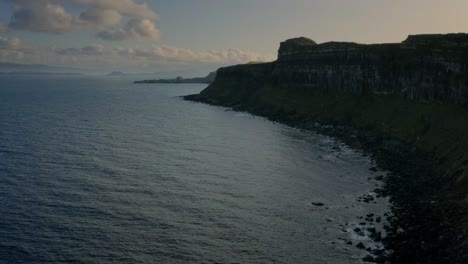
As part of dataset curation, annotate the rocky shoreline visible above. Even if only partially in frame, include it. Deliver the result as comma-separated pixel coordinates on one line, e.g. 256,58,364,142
183,94,467,263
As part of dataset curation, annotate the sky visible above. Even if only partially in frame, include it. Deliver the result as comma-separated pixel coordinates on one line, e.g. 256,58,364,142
0,0,467,75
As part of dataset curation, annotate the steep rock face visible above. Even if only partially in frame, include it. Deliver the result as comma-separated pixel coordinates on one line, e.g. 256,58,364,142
189,34,468,263
205,34,468,106
277,37,318,58
274,35,468,105
194,32,468,220
200,63,274,103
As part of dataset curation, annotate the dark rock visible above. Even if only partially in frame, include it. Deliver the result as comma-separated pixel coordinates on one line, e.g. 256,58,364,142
311,202,325,206
356,242,366,249
372,248,384,256
184,34,468,264
363,255,375,262
372,232,382,242
374,256,388,264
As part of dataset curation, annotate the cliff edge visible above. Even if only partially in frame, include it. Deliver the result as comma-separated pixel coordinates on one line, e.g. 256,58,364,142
185,33,468,263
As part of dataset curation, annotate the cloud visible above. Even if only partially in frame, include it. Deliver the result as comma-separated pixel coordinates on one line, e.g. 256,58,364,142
0,23,7,33
7,0,160,40
116,45,275,64
0,36,39,53
0,35,41,62
53,44,105,55
69,0,157,20
98,19,160,41
0,38,273,71
79,8,122,27
9,1,84,33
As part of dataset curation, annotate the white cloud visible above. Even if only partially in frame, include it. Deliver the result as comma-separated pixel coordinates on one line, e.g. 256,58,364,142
0,38,274,71
7,0,160,41
52,43,273,65
117,45,275,64
69,0,158,20
0,35,42,62
98,19,160,41
53,44,105,55
9,1,84,33
79,8,122,27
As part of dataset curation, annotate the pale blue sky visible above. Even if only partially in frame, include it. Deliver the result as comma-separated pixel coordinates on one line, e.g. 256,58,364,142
1,0,467,73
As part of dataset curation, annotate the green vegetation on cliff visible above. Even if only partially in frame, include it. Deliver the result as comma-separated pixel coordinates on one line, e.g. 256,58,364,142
200,76,468,205
185,33,468,263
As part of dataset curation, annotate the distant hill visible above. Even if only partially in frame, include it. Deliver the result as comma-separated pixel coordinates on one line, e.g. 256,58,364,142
107,71,126,76
134,71,216,84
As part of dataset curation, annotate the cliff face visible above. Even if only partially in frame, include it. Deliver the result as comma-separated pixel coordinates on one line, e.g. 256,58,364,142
190,35,468,262
206,34,468,106
188,34,468,263
198,33,468,186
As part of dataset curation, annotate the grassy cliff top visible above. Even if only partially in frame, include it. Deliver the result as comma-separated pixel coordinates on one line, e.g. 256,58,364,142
403,33,468,46
281,37,317,46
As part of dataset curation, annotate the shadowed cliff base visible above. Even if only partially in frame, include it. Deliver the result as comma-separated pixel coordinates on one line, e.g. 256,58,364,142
184,33,468,263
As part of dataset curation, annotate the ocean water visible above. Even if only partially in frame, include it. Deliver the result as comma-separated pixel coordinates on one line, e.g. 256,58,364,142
0,75,388,264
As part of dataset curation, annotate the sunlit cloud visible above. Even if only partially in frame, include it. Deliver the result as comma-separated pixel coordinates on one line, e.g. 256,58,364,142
0,35,42,62
116,45,275,64
44,43,275,69
98,18,160,41
70,0,158,20
53,44,105,56
7,0,160,41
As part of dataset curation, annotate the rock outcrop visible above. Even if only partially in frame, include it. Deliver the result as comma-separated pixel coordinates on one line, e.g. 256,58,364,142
185,33,468,264
274,34,468,105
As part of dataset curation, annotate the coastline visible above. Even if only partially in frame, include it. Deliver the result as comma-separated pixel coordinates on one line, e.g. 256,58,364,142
183,93,467,263
134,72,216,84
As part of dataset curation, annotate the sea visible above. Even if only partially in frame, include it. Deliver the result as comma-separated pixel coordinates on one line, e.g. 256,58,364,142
0,75,389,264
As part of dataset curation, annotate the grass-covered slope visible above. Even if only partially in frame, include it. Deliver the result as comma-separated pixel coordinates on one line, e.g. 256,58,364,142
187,67,468,262
200,67,468,204
185,34,468,262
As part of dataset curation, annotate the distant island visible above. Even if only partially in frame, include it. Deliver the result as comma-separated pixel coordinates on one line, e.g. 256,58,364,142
134,71,216,84
107,71,126,76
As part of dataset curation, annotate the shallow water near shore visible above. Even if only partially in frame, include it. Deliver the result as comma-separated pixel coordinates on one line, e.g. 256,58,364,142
0,75,389,264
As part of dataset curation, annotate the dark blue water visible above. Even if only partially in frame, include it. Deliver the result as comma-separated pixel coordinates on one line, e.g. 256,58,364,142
0,75,388,263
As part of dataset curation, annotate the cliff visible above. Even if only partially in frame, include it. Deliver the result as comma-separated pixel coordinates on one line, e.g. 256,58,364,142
185,34,468,263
